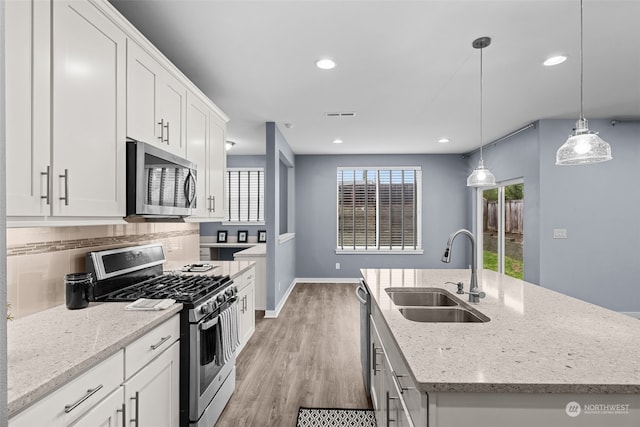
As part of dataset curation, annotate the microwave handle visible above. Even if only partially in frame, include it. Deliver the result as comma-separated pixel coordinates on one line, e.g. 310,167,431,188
185,170,197,207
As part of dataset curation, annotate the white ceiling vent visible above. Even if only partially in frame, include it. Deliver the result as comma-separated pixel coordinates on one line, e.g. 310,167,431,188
325,112,356,118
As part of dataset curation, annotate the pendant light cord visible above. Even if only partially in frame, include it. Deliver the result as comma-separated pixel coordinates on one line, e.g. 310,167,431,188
479,44,484,162
579,0,584,121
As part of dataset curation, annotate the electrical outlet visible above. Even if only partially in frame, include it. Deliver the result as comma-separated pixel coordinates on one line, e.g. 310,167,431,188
553,228,568,239
335,262,341,270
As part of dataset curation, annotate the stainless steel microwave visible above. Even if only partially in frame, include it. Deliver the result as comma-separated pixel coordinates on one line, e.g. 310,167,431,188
126,140,197,219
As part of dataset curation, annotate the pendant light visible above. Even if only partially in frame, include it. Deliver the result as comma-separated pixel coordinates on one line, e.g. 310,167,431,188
467,36,496,187
556,0,612,165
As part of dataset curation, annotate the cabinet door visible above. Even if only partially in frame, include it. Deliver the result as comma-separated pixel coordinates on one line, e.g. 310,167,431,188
161,73,187,156
52,0,126,217
244,281,255,341
5,0,51,216
70,387,125,427
207,113,227,220
126,40,163,145
370,317,385,426
185,92,210,218
124,341,180,427
236,286,248,352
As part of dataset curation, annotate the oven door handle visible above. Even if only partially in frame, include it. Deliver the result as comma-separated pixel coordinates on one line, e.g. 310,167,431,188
200,316,219,331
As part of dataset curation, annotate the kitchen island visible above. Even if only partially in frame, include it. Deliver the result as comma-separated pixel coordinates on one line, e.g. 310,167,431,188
361,268,640,427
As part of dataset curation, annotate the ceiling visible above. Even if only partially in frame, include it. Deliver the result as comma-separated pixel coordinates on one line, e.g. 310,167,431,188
109,0,640,156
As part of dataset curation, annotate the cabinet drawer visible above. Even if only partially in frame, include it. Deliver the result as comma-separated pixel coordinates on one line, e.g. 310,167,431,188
125,315,180,379
235,267,255,292
9,350,124,427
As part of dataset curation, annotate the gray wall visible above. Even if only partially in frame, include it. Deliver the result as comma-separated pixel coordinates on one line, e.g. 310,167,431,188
294,154,470,279
466,123,541,284
538,119,640,311
1,0,8,422
266,123,296,311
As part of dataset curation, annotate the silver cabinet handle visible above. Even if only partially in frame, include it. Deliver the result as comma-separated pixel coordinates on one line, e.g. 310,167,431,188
158,118,164,141
244,295,247,312
210,195,215,212
386,391,398,426
164,121,169,143
372,345,383,374
41,166,50,204
393,373,415,394
150,335,171,350
59,169,69,205
116,403,126,427
64,384,103,413
130,391,139,427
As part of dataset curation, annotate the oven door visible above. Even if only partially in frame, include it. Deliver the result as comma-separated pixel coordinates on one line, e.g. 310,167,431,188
189,305,237,421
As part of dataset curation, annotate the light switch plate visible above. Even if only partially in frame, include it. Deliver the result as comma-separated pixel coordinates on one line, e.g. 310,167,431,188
553,228,568,239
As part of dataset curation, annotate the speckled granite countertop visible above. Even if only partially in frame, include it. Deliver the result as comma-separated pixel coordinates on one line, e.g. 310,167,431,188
7,302,182,416
8,260,255,417
361,268,640,394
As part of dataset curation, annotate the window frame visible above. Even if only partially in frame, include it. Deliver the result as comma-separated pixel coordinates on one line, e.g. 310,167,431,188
335,166,423,254
224,167,265,225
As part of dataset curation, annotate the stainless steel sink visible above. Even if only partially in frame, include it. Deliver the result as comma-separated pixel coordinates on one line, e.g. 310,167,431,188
386,288,459,307
398,307,490,323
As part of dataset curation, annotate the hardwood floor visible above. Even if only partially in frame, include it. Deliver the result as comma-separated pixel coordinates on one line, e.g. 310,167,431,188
216,283,371,426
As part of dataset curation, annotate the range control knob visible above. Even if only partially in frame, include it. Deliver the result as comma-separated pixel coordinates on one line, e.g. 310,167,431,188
210,300,219,310
217,295,225,304
200,302,213,315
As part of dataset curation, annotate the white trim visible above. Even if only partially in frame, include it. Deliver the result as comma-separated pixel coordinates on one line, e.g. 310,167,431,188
335,249,423,255
620,312,640,319
220,221,266,226
278,232,295,244
295,278,361,284
264,278,297,318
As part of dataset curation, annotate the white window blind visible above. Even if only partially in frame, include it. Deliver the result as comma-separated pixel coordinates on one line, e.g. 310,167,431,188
227,168,264,222
337,167,420,251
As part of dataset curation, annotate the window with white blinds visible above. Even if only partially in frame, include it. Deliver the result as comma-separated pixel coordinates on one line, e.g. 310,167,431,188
337,167,421,251
227,168,264,223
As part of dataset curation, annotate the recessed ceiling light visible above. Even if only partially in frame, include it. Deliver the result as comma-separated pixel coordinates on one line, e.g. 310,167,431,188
316,58,336,70
438,138,450,144
543,55,567,66
333,139,343,144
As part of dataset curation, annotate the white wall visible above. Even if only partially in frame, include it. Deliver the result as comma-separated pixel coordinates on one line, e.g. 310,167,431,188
1,0,8,422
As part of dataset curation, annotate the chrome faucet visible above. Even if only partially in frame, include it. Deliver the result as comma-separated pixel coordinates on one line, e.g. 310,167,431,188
441,229,485,303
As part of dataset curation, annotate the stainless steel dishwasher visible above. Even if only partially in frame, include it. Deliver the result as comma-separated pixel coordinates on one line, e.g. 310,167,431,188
355,280,371,396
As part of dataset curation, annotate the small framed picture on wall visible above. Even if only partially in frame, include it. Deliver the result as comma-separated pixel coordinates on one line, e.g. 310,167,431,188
217,230,227,243
258,230,267,243
237,230,248,243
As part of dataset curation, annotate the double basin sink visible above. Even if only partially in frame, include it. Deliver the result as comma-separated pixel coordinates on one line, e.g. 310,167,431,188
386,288,490,323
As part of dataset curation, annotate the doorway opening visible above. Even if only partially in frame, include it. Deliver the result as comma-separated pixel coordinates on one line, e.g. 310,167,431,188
479,179,524,279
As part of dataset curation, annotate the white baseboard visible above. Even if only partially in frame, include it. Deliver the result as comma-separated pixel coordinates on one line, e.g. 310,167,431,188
295,277,360,284
264,278,297,318
620,311,640,319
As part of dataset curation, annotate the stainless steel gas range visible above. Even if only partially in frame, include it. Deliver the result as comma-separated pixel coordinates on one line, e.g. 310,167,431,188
87,243,239,427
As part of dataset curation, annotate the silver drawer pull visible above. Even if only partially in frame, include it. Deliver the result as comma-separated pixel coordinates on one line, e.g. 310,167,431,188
41,166,50,204
393,373,415,394
150,335,171,350
64,384,103,413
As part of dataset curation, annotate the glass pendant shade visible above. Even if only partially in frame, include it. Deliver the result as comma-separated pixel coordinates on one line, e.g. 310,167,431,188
467,158,496,187
556,118,612,165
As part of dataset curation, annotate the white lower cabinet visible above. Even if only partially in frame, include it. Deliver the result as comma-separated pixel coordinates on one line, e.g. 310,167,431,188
235,267,256,354
370,316,416,427
69,387,125,427
123,341,180,427
9,315,180,427
9,351,124,427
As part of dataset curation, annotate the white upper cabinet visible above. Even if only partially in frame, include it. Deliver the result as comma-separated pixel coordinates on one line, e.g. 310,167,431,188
52,0,126,217
127,41,187,157
5,0,51,216
186,92,227,220
207,112,227,220
186,92,210,218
